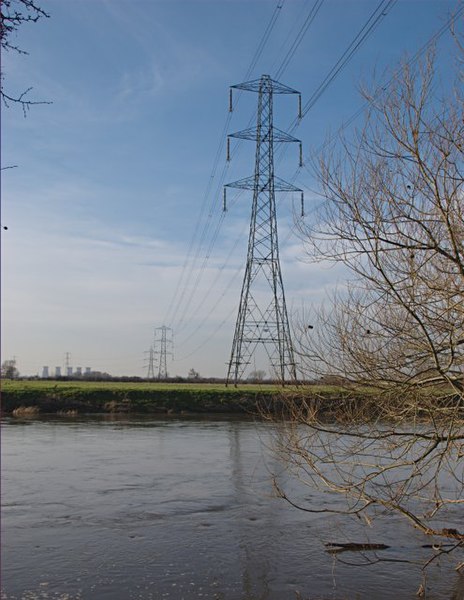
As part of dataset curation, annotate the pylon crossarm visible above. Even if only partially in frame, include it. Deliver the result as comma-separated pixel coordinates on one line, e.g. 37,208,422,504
231,76,299,95
226,176,301,193
229,126,300,143
272,127,301,143
225,176,256,190
229,127,260,141
273,176,302,192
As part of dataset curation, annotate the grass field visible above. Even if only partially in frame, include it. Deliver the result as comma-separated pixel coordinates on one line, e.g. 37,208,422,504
0,379,283,393
0,379,314,415
0,379,346,415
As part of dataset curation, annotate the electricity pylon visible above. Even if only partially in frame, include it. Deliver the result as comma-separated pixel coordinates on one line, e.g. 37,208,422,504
144,346,156,380
224,74,303,386
154,326,173,380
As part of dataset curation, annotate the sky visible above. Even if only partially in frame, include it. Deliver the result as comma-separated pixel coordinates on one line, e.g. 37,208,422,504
1,0,460,378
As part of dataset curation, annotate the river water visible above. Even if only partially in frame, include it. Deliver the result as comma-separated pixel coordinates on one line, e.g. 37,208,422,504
2,415,463,600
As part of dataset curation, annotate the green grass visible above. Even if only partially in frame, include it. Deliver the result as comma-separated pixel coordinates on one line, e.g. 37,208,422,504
2,379,281,391
0,379,345,415
0,379,283,393
0,379,284,414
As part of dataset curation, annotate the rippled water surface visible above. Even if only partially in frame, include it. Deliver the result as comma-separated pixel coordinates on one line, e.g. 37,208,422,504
2,415,463,599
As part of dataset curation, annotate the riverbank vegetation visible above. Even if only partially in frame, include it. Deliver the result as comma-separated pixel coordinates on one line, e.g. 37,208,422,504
1,379,350,415
0,379,278,414
2,378,460,416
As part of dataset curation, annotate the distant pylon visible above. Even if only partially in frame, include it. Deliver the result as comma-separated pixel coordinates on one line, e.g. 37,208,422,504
153,326,173,380
64,352,71,376
224,74,303,386
145,346,156,380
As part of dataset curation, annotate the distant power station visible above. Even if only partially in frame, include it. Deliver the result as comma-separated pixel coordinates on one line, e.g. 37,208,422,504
41,363,92,378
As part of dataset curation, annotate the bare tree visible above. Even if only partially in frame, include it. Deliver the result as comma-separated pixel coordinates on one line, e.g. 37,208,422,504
248,369,266,382
188,368,200,380
273,41,464,574
1,359,19,379
1,0,50,115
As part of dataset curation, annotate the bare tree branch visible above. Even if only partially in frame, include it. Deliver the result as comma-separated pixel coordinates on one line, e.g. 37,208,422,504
270,31,464,577
0,0,51,114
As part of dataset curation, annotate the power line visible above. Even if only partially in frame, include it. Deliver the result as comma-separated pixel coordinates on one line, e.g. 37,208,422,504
270,0,398,198
176,304,238,362
278,4,464,282
176,248,244,347
310,2,464,158
173,0,388,344
204,0,398,347
168,0,325,336
302,0,397,119
245,1,286,81
274,0,325,80
164,0,286,330
170,0,454,366
176,196,326,362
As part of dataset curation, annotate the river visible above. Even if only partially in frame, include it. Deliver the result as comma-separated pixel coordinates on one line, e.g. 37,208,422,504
2,415,463,599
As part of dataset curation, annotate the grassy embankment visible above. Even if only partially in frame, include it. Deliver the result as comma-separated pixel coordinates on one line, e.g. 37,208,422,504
0,379,341,415
4,380,458,418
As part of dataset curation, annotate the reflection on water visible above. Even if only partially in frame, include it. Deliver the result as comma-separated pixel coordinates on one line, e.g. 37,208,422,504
1,415,463,600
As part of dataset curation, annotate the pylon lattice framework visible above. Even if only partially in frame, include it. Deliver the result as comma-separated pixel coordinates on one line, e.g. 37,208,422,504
225,74,303,386
145,346,156,380
153,326,173,380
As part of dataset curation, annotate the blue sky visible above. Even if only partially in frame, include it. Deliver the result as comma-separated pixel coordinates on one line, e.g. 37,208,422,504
1,0,460,377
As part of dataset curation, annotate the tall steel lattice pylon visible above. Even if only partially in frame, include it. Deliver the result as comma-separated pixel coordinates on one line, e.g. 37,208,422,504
154,326,173,380
224,75,304,386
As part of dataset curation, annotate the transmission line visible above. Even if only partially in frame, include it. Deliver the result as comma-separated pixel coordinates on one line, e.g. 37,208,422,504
176,233,246,346
309,3,464,158
168,0,408,361
168,0,325,336
278,3,463,284
274,0,325,80
164,0,286,330
176,194,326,363
301,0,397,120
270,0,398,191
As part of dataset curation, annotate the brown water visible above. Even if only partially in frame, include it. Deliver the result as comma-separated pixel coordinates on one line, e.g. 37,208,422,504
1,415,463,599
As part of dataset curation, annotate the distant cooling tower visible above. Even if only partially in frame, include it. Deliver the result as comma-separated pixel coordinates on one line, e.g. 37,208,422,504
55,366,61,377
76,367,82,376
66,367,73,377
85,367,91,375
42,366,49,378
